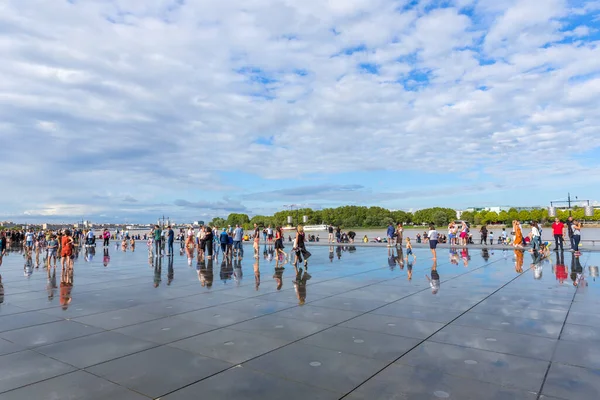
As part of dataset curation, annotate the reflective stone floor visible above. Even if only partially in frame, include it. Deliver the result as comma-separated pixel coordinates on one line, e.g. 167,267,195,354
0,244,599,399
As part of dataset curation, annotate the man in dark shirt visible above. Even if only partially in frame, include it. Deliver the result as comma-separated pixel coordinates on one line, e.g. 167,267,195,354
566,216,575,249
328,225,334,243
166,226,174,256
153,225,162,256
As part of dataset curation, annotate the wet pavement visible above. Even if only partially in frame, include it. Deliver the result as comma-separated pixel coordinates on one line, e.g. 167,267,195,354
0,244,599,399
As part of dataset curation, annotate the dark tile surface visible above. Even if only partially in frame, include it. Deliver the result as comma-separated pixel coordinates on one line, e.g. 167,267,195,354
0,350,75,393
113,316,216,344
0,320,104,348
299,325,420,361
73,308,161,330
0,245,599,399
0,370,149,400
274,304,361,325
396,341,549,392
340,313,445,339
542,362,600,400
87,345,232,398
228,314,331,341
430,324,558,360
35,331,157,368
0,337,25,356
371,303,464,323
161,365,340,399
348,363,539,400
0,311,61,333
169,327,290,364
245,342,387,393
453,311,563,338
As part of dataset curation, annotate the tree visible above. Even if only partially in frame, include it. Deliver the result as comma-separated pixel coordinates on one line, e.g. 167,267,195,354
209,217,226,227
460,211,475,225
226,213,250,227
432,211,448,227
498,210,509,224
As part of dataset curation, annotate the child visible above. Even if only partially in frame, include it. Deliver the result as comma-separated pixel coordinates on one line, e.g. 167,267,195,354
489,231,494,245
405,237,416,261
47,234,59,268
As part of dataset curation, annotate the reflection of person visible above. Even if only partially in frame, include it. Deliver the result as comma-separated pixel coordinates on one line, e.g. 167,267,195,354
59,267,73,310
153,257,162,288
407,260,413,281
273,265,284,290
555,251,566,284
293,263,311,305
514,249,524,273
0,274,4,304
167,255,174,285
426,261,439,294
103,248,110,267
254,260,260,290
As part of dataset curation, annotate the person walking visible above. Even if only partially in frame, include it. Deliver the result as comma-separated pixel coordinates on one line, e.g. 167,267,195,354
551,218,565,252
166,226,174,256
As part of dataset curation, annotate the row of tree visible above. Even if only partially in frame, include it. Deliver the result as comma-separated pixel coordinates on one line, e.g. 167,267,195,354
208,206,600,230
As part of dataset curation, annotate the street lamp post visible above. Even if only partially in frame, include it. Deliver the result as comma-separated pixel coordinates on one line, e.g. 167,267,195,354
548,193,594,219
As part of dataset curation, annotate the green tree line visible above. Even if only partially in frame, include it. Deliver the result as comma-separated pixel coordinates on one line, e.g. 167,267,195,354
208,206,600,230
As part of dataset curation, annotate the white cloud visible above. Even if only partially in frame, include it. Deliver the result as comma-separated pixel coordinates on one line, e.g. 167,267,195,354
0,0,599,222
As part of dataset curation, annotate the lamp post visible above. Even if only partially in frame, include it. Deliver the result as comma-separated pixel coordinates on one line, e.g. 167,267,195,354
548,193,594,220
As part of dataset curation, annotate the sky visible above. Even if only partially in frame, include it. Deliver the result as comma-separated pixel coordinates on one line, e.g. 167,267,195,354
1,0,600,224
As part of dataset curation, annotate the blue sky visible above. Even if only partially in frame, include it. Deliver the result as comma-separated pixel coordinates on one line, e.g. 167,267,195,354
1,0,600,223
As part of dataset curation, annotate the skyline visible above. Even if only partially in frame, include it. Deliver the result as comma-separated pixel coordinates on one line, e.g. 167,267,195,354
2,0,600,224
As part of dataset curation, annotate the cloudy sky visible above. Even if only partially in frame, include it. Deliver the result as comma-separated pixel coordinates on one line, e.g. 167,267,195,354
1,0,599,224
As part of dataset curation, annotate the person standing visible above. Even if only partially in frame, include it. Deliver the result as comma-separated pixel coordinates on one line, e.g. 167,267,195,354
572,220,582,254
512,220,524,247
396,223,404,247
386,223,395,247
60,230,74,270
328,225,334,243
166,226,174,256
551,218,565,252
253,223,260,259
0,231,6,267
428,225,439,260
233,224,243,257
530,222,541,251
566,216,575,249
102,229,110,247
152,225,162,256
479,225,488,245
